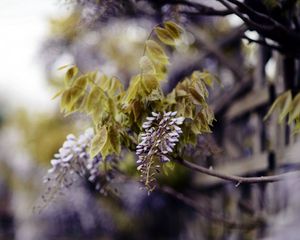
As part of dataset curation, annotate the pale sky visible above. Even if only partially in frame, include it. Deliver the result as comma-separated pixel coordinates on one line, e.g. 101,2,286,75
0,0,67,112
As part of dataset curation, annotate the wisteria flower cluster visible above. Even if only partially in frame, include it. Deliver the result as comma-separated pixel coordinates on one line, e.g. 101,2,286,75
41,128,103,207
136,111,184,191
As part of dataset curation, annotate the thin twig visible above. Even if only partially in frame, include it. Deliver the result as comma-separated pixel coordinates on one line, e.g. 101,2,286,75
164,0,233,16
176,157,300,184
115,173,264,229
224,0,290,33
160,186,264,229
216,0,274,32
242,35,283,52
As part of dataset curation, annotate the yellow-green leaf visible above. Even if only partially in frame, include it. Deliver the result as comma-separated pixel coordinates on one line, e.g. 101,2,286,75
124,75,140,103
278,91,292,123
155,27,176,46
202,107,215,125
288,92,300,124
64,66,78,86
86,87,99,112
141,74,159,94
146,40,169,65
264,90,291,122
189,88,205,105
60,89,72,112
162,161,175,176
164,21,183,39
139,56,156,75
108,125,121,154
73,75,88,90
58,64,72,70
132,100,143,122
90,127,108,158
51,89,64,100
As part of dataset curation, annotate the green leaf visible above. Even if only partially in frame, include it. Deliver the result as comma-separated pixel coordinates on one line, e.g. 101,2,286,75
288,92,300,124
51,89,64,100
141,74,159,94
292,116,300,134
162,161,175,176
155,26,176,46
164,21,183,39
108,125,121,154
139,56,156,75
64,66,78,86
146,40,169,65
124,75,140,103
189,88,205,105
264,91,291,122
193,77,209,99
165,90,177,104
132,100,143,122
202,107,215,125
58,64,72,70
60,89,72,112
66,95,86,114
61,86,85,113
152,61,167,81
73,75,88,90
86,87,100,112
90,126,108,158
279,91,292,123
191,111,212,134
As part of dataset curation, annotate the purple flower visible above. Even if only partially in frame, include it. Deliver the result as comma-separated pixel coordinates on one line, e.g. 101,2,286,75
136,111,184,191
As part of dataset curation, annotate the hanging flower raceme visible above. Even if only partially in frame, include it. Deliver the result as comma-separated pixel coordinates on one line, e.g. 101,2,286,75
40,128,103,210
136,111,184,192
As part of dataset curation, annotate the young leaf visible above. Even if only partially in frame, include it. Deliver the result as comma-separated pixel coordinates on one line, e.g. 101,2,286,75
146,40,169,65
278,91,292,123
90,126,108,158
139,56,156,75
164,21,183,39
141,74,159,94
124,75,140,103
64,66,78,86
292,117,300,134
60,89,72,112
264,90,291,122
288,92,300,124
58,64,71,70
73,75,88,90
51,89,64,100
108,125,121,154
86,86,102,113
155,26,176,46
162,161,175,176
131,100,143,122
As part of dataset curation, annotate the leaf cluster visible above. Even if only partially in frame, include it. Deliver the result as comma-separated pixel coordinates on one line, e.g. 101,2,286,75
54,21,217,190
264,90,300,134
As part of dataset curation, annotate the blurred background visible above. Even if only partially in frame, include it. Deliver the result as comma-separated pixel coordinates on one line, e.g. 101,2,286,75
1,0,300,239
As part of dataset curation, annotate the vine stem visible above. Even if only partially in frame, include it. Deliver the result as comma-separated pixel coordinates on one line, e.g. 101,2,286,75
176,157,300,184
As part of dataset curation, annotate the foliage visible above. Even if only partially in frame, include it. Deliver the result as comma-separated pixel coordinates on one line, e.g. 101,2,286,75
264,91,300,134
49,21,217,193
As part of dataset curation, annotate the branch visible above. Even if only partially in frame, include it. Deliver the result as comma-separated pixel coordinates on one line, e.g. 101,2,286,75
160,186,264,229
224,0,291,34
176,157,300,185
215,0,300,57
116,172,263,229
164,0,233,16
216,0,274,32
242,35,283,52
